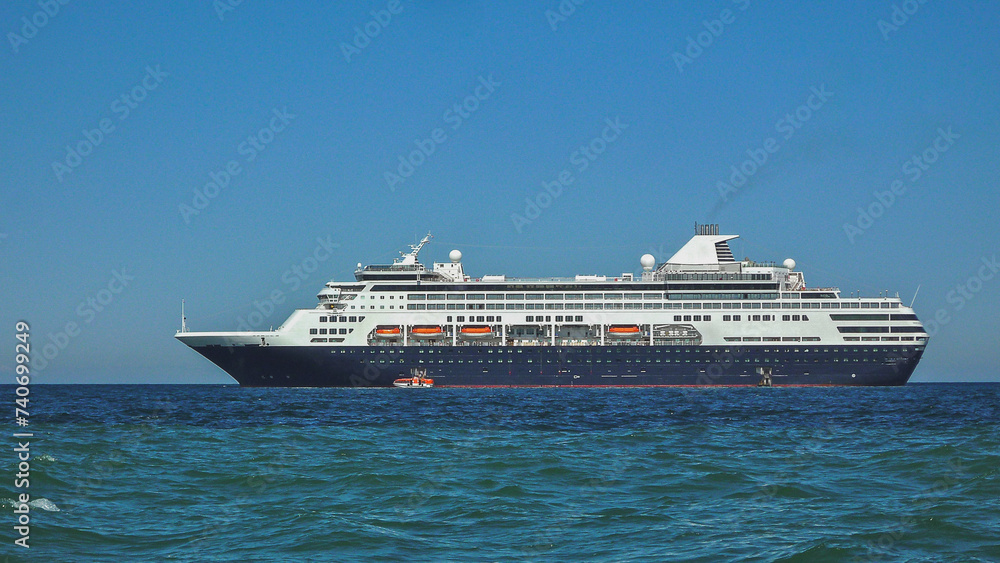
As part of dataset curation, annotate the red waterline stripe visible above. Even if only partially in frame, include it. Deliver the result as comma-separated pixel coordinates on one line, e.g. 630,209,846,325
433,384,840,388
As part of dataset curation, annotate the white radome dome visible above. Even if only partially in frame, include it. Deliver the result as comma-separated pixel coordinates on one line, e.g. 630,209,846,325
449,249,462,263
783,258,796,270
640,254,656,271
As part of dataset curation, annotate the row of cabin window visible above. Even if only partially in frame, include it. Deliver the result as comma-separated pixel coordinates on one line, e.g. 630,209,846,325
526,315,584,323
400,297,901,309
404,293,789,301
672,315,713,322
444,316,501,323
844,336,925,341
339,346,914,354
724,336,821,342
310,328,354,335
407,303,748,311
367,356,895,365
440,315,586,323
319,316,365,322
372,357,890,364
385,357,896,364
663,273,773,280
721,314,810,321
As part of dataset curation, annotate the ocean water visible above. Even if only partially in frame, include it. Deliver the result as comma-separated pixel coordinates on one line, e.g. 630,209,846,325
3,383,1000,562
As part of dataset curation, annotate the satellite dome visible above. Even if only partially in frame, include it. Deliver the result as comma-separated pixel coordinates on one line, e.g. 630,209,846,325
783,258,796,271
449,249,462,263
640,254,656,271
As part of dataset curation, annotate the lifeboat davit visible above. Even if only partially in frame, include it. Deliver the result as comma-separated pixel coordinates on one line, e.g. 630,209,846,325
607,325,642,338
459,325,493,339
410,325,445,339
374,326,402,339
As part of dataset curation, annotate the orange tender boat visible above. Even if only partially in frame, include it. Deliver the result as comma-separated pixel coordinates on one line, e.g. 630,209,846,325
394,368,434,388
393,376,435,388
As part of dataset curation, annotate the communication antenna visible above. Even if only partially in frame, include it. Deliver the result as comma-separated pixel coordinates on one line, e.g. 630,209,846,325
909,285,921,308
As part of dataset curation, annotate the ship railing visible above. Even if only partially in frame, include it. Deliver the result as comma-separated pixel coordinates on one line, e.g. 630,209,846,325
361,264,426,272
796,287,839,292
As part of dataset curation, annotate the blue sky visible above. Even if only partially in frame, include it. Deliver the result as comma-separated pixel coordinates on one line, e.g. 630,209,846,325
1,1,998,383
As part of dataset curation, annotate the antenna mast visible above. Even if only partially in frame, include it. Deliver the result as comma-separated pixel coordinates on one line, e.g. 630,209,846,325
394,232,433,265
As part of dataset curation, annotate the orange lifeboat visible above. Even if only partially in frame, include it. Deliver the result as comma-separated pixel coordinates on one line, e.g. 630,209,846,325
459,325,493,339
607,325,642,338
410,325,445,339
374,326,401,339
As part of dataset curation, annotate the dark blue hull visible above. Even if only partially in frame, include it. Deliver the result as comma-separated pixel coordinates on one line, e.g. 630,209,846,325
191,344,922,387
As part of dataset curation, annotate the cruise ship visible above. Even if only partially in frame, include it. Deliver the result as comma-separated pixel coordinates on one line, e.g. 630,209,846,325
176,226,927,387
